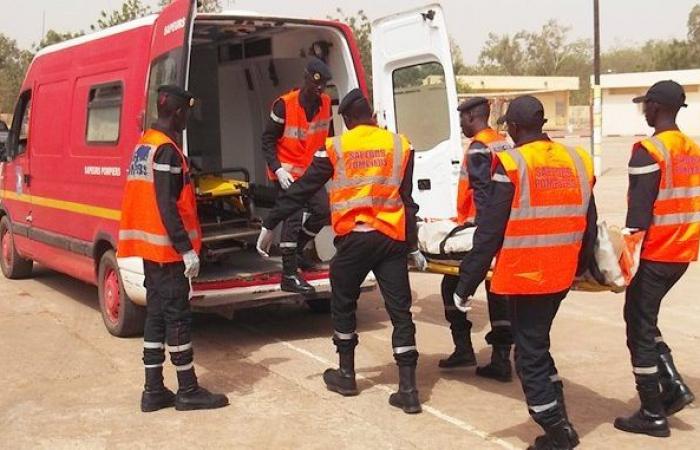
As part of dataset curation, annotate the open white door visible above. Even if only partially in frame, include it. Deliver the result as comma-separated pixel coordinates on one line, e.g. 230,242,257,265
372,4,460,219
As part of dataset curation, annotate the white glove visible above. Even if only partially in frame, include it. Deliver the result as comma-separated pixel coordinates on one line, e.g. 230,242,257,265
256,227,274,257
182,250,200,279
408,250,427,271
275,168,294,190
454,292,473,313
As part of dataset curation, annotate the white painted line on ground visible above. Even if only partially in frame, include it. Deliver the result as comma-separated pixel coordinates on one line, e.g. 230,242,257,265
243,324,518,450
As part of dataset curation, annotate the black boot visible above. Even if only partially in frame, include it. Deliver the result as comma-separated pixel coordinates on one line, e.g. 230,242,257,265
614,380,670,438
281,248,315,294
528,419,578,450
389,365,422,414
438,334,476,368
553,381,579,447
141,367,176,412
174,367,229,411
323,348,358,396
659,352,695,415
476,345,513,382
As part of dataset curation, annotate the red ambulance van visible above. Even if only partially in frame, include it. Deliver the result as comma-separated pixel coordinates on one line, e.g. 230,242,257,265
0,0,461,336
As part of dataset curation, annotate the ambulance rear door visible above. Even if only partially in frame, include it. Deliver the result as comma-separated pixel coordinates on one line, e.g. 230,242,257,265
371,4,460,219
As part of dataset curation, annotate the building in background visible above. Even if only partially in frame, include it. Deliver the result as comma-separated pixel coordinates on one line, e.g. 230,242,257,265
596,69,700,136
424,75,580,131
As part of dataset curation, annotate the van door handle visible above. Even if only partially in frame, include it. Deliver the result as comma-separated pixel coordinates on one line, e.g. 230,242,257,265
23,174,31,186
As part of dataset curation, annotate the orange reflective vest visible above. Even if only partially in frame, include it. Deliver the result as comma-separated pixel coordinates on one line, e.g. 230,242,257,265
637,131,700,262
268,89,332,180
325,125,412,241
456,128,511,224
117,129,201,263
490,140,594,295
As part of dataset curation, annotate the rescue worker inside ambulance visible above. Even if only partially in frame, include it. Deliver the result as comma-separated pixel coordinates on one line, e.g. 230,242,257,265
257,89,428,414
455,95,598,450
438,96,514,382
118,85,228,412
614,80,698,438
261,58,333,294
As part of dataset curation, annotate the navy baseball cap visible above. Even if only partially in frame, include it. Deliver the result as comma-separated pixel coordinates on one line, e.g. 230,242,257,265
338,88,369,115
497,95,548,127
306,58,332,83
158,85,197,108
457,96,489,112
633,80,687,108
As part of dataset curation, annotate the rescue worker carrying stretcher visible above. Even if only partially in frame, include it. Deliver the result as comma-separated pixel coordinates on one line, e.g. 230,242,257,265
261,58,333,294
614,80,698,438
438,96,514,382
118,85,228,413
257,89,428,414
455,96,598,450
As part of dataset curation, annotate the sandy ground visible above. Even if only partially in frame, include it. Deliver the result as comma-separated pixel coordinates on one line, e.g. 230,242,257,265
1,137,698,449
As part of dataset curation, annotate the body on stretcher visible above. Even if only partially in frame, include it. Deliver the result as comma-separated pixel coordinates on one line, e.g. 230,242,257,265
416,220,643,293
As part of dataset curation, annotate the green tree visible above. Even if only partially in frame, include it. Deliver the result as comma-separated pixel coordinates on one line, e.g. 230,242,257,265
91,0,151,31
477,32,528,75
0,34,33,112
328,9,372,97
159,0,224,13
34,29,85,51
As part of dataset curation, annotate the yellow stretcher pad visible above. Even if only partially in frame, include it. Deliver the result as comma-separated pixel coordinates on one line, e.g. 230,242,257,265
196,176,248,198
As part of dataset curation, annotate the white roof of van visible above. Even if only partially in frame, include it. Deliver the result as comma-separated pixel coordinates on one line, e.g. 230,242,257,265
35,15,157,58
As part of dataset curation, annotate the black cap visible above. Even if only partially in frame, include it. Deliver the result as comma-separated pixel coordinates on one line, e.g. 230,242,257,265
306,57,332,83
633,80,687,108
457,96,489,112
157,85,197,108
497,95,547,127
338,88,369,115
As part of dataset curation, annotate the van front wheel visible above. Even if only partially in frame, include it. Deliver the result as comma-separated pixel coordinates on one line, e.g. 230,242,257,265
98,250,145,337
0,216,33,279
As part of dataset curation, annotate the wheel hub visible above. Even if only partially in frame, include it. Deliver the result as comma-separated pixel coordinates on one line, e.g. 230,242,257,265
104,269,120,324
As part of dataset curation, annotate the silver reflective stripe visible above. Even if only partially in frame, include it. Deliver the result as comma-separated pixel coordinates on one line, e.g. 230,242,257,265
648,136,673,188
153,163,182,174
502,231,584,249
315,150,328,158
270,111,284,124
654,336,664,343
488,141,513,153
652,211,700,226
492,173,511,183
628,163,660,175
175,362,194,372
167,342,192,353
657,186,700,200
308,118,331,133
491,320,511,327
393,345,417,355
119,229,199,246
143,341,165,350
529,400,558,413
334,331,356,340
279,242,297,248
510,205,587,219
467,147,491,155
283,126,306,140
301,224,317,237
633,366,658,375
353,223,375,232
549,374,562,383
144,363,163,369
331,197,403,213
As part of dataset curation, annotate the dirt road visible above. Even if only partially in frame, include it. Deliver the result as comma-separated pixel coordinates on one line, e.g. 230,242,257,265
1,138,698,449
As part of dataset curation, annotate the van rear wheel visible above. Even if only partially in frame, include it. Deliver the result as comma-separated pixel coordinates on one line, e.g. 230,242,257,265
98,250,145,337
0,216,33,279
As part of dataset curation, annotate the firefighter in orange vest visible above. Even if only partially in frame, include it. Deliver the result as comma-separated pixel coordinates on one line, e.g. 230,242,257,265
438,97,514,382
261,58,333,294
118,85,228,413
614,81,698,438
257,89,427,414
455,96,598,449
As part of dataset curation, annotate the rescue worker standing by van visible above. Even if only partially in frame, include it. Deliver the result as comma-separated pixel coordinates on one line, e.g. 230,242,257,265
257,89,427,414
455,96,598,449
614,80,698,438
438,97,514,383
118,85,228,412
262,58,333,294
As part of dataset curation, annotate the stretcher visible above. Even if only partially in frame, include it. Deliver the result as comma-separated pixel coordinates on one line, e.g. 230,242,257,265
417,219,643,293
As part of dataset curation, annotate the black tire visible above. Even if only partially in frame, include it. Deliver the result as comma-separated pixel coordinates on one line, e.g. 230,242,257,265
306,297,331,314
98,249,145,337
0,215,33,279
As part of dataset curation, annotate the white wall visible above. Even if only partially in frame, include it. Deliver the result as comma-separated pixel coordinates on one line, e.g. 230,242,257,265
602,86,700,136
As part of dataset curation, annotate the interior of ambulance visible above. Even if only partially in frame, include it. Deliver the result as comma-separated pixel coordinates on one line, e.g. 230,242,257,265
150,16,361,285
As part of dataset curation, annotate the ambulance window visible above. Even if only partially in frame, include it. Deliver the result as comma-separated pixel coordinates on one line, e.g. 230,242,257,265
146,50,181,129
10,90,32,157
392,62,450,152
86,82,123,144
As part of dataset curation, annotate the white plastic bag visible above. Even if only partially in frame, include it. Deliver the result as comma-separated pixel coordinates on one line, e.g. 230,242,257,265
417,220,475,265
